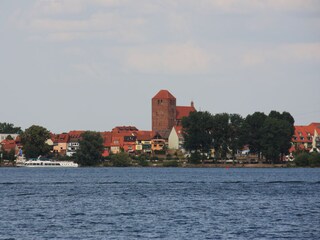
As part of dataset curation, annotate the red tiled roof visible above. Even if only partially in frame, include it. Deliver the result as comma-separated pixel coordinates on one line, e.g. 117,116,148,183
152,90,176,100
0,139,16,152
176,106,196,120
68,130,85,137
112,126,138,133
52,133,69,143
136,131,156,141
292,123,320,143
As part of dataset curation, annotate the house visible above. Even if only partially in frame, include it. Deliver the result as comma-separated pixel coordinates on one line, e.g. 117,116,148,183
291,123,320,152
168,126,184,151
52,133,69,155
135,131,155,153
0,139,17,153
110,126,138,154
66,130,84,156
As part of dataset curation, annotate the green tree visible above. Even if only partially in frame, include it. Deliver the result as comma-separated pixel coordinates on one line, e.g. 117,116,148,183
5,135,14,140
309,152,320,167
242,112,267,160
295,152,320,167
75,131,104,166
211,113,230,159
20,125,51,158
0,122,22,134
228,114,244,159
182,111,214,161
111,152,132,167
267,111,295,160
260,111,294,163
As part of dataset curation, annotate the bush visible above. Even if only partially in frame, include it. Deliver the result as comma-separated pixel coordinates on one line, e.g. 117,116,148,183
294,152,320,167
163,160,179,167
188,152,201,164
294,152,310,167
137,158,149,167
111,152,132,167
309,152,320,167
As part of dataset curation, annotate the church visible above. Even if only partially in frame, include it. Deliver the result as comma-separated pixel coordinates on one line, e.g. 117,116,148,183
151,89,196,139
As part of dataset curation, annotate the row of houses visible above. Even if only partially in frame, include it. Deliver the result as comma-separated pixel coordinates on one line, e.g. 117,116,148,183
1,122,319,159
49,125,184,157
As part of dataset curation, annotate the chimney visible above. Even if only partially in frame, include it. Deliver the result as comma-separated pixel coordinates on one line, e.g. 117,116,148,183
191,101,194,108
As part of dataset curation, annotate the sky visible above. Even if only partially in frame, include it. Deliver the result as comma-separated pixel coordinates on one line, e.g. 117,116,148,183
1,0,319,133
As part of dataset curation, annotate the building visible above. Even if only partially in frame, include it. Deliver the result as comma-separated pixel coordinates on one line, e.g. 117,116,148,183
66,131,84,156
291,122,320,152
151,90,196,134
110,126,138,154
168,126,184,150
52,133,69,155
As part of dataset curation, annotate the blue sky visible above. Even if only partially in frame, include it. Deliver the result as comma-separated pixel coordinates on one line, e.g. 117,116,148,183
1,0,319,133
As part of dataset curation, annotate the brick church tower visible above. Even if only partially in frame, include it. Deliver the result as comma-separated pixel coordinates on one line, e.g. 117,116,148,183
152,90,176,132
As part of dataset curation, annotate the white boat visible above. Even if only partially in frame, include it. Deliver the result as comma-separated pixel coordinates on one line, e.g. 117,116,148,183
21,159,78,167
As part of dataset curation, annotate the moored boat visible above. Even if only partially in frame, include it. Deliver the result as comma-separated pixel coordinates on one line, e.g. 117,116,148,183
21,159,78,167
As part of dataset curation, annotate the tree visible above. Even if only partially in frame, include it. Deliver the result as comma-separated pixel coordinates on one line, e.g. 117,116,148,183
5,135,14,140
20,125,51,158
211,113,230,159
111,152,132,167
0,122,22,134
260,111,294,163
294,152,320,167
228,114,244,159
268,111,295,160
182,111,214,160
242,112,267,160
75,131,104,166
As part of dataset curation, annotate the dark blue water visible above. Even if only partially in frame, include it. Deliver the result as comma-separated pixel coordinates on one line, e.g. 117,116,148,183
1,168,320,240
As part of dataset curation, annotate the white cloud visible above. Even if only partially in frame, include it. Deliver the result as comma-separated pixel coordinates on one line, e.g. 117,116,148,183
125,43,213,74
31,0,129,16
241,43,320,67
202,0,319,13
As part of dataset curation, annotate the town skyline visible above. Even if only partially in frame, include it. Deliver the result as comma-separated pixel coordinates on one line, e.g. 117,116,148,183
1,1,319,133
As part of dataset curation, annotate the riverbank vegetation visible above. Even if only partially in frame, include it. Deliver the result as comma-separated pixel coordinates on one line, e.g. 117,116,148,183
182,110,294,164
294,152,320,167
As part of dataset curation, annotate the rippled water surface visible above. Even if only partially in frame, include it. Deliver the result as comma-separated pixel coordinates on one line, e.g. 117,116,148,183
1,167,320,239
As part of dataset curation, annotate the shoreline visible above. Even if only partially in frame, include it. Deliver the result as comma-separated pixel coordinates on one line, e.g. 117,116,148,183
0,163,298,168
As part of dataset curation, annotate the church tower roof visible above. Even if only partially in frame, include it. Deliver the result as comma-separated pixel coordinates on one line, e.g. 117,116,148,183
152,90,176,100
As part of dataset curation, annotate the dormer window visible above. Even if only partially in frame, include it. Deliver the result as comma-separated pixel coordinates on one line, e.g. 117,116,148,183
300,137,304,140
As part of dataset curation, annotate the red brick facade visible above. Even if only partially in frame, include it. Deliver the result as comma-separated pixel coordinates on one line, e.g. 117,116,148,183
152,90,196,132
152,90,176,132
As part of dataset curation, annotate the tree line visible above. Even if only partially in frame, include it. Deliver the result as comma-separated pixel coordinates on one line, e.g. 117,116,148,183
182,110,295,163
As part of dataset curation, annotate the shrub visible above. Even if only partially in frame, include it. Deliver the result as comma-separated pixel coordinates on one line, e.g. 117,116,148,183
309,152,320,167
111,152,132,167
137,158,149,167
188,152,201,164
294,152,320,167
163,160,179,167
294,152,310,167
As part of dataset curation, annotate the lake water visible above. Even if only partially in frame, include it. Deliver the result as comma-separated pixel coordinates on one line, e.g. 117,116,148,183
0,167,320,239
